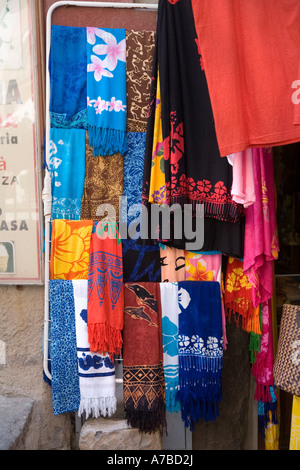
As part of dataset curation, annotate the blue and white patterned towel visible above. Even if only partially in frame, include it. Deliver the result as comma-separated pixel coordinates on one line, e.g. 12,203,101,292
49,280,80,415
49,128,86,220
73,279,117,418
177,281,223,430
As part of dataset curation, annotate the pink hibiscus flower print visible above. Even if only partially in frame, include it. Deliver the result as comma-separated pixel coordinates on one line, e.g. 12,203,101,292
94,97,108,114
87,27,102,45
87,55,113,82
108,97,126,112
93,30,126,71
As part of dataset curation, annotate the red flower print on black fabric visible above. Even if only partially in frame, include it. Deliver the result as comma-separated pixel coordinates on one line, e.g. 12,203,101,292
168,0,181,4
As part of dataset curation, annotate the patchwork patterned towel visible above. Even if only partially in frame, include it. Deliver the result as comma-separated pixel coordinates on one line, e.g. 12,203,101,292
49,25,87,129
49,128,86,220
80,132,124,222
50,219,93,280
160,282,180,413
86,27,127,156
49,280,80,415
123,282,166,433
87,221,124,356
73,280,117,418
177,280,223,430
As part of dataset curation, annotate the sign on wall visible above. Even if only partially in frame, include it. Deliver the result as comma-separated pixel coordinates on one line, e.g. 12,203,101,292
0,0,43,284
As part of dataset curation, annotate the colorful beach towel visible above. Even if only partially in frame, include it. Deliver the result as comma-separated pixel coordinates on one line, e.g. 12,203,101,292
73,280,117,418
50,219,93,280
126,30,155,132
177,280,223,430
160,282,180,413
243,148,279,308
87,221,124,356
49,279,80,415
123,282,166,433
49,25,87,129
86,27,127,156
49,128,86,220
80,132,124,222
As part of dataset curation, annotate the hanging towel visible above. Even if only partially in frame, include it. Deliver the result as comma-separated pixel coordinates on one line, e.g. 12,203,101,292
49,128,86,220
50,219,93,280
49,25,87,129
122,237,161,282
224,257,257,332
148,71,167,206
185,251,227,349
146,0,244,224
177,280,223,431
73,279,117,418
227,149,256,208
87,221,124,356
251,299,277,404
160,282,180,413
86,27,127,156
123,282,166,433
126,30,155,133
243,148,279,308
49,279,80,415
120,132,146,228
80,132,124,222
159,244,185,282
191,0,300,156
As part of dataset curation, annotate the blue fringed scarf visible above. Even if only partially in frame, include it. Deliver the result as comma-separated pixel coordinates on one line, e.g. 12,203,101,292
86,27,127,156
49,128,86,220
49,280,80,415
49,26,87,129
177,281,223,430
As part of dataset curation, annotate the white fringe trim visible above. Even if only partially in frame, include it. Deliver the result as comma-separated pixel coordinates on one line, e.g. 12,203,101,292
78,396,117,419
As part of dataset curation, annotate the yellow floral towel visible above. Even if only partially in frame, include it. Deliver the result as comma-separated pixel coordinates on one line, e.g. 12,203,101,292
50,219,93,280
290,396,300,450
148,72,167,205
224,257,261,334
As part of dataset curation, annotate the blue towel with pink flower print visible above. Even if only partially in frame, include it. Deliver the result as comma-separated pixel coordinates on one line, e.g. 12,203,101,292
86,27,127,156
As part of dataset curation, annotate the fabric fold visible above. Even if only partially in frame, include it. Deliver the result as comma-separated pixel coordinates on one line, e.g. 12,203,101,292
73,279,117,418
87,221,124,357
177,280,223,431
123,282,166,433
86,27,127,156
243,148,279,308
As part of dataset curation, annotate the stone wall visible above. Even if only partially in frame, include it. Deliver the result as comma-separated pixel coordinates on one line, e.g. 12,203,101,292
0,285,74,450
